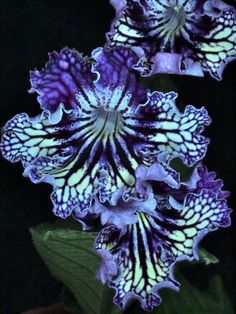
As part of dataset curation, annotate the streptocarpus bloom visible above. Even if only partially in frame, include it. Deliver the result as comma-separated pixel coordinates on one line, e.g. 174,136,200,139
95,165,231,310
107,0,236,79
0,47,210,219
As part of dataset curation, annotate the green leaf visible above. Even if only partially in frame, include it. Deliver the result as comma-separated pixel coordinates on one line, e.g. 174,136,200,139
61,287,83,313
178,247,219,269
141,74,179,93
62,286,122,314
170,158,194,182
198,247,219,265
30,223,121,314
157,273,233,314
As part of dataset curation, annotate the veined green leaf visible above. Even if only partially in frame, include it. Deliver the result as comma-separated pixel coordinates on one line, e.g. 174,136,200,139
30,223,121,314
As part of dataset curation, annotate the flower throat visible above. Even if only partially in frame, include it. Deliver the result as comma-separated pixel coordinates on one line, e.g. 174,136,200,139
92,106,124,139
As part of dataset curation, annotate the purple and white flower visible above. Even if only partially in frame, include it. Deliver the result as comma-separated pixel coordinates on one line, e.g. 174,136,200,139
107,0,236,79
95,164,231,310
0,47,210,219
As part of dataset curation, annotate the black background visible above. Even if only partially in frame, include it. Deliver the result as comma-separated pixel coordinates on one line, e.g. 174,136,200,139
0,1,235,313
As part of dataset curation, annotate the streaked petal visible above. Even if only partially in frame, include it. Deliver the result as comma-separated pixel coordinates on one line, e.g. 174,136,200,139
194,2,236,80
1,106,103,217
107,0,155,50
138,91,211,166
0,107,66,167
95,185,231,310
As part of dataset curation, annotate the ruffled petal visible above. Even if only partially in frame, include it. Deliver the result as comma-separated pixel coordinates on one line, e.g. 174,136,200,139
167,164,231,202
187,164,230,199
135,162,180,196
92,47,147,105
29,48,96,112
141,163,230,203
0,107,103,217
86,188,157,231
0,106,66,167
194,1,236,80
96,249,118,284
139,91,211,166
95,186,231,310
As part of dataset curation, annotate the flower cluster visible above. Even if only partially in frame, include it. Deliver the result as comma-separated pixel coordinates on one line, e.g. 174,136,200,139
0,0,234,311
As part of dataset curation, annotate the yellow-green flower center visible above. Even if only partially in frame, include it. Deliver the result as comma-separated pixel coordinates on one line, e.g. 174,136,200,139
92,107,123,138
164,5,186,36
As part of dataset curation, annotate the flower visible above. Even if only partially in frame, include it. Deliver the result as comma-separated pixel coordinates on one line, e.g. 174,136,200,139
107,0,236,79
95,164,231,310
0,47,210,219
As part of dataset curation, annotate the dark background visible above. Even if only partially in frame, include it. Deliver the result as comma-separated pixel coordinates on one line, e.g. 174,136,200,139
0,1,235,313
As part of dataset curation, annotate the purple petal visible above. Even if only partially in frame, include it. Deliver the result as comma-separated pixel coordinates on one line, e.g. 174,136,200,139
106,0,156,51
189,164,230,199
110,0,127,15
141,91,211,166
100,208,138,233
72,211,99,231
96,248,118,284
29,48,96,112
1,47,212,223
135,162,180,196
204,0,232,18
153,164,230,203
0,107,99,218
194,2,236,80
92,47,147,105
0,108,66,167
88,189,157,231
95,186,231,310
136,52,204,77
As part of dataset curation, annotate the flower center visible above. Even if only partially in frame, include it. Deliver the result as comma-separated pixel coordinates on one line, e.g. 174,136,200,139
161,4,186,46
164,5,185,33
92,107,123,138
